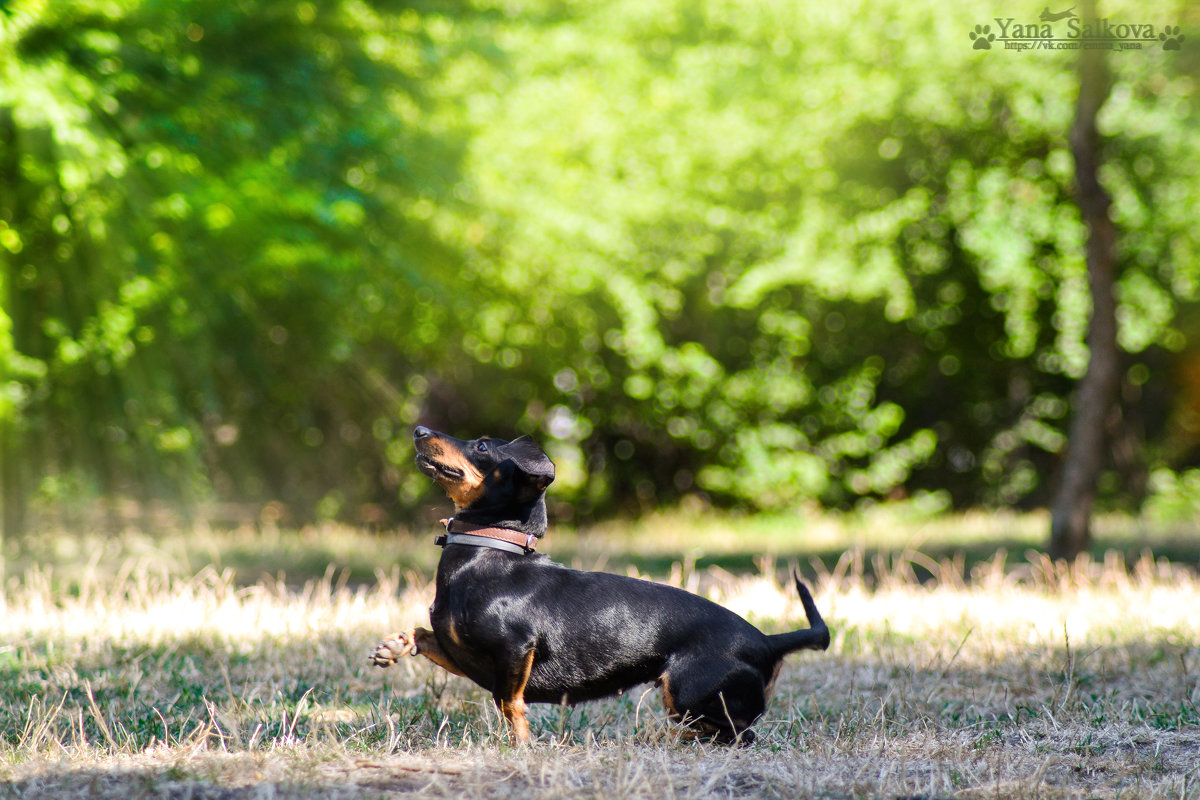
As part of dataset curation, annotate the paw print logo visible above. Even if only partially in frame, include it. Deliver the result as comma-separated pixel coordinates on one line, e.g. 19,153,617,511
1159,25,1185,51
970,24,996,50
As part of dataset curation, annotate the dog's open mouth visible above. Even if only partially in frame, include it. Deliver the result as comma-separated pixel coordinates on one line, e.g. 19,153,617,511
416,453,463,480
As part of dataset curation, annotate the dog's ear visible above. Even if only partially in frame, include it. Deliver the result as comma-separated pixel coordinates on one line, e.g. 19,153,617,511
500,435,555,493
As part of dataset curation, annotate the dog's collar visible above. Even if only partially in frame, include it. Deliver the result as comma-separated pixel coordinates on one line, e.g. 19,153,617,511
434,518,538,555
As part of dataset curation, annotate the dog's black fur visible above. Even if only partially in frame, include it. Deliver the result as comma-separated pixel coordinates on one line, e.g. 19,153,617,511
371,426,830,744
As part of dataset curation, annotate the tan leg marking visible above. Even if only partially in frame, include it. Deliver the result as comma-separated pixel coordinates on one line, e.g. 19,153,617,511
656,673,740,740
446,618,463,647
656,674,710,740
371,628,468,678
658,673,682,721
497,649,537,744
411,628,469,677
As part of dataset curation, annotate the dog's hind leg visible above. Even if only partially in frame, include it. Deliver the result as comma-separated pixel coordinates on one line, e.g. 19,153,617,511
667,662,766,745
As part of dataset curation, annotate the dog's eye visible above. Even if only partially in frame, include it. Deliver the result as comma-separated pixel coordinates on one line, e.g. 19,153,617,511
475,441,488,453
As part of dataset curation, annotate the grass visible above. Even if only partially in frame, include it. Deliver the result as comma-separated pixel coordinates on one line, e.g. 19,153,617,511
1,511,1198,799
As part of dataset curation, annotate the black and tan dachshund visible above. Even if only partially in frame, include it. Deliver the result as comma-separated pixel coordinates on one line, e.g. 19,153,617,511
371,426,830,744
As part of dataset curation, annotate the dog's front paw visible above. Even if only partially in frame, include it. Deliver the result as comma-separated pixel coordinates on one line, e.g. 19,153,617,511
370,631,418,668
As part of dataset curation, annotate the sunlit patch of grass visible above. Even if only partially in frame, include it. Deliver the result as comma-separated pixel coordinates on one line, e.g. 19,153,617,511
0,524,441,590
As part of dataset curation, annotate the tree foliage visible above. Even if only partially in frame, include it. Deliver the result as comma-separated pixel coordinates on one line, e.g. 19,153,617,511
1,0,1197,530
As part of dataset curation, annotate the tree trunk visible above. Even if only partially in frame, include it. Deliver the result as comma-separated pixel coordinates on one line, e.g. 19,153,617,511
0,105,25,543
1049,2,1121,562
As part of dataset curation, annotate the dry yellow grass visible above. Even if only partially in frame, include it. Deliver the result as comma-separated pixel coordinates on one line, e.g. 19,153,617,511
1,528,1198,799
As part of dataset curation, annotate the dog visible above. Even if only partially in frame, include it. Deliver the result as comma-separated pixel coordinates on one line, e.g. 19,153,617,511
370,426,830,744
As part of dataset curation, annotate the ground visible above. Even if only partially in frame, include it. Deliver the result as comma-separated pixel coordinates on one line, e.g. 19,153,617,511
1,514,1198,799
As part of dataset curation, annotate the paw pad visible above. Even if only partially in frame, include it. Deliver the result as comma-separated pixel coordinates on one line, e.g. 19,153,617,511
369,633,417,668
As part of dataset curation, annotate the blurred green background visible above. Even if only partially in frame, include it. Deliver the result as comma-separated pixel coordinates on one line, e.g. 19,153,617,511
1,0,1198,535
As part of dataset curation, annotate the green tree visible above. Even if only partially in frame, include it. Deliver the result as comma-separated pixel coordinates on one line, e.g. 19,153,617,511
2,0,1197,533
451,0,1199,516
0,0,470,534
1050,0,1120,562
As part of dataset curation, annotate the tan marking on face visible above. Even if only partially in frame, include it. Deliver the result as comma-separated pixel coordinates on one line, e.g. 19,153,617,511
422,440,487,509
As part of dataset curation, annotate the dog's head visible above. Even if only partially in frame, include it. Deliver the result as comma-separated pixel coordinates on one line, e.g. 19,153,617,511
412,426,556,512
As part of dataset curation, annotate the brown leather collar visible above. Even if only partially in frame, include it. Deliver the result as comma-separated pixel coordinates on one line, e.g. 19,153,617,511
434,518,538,553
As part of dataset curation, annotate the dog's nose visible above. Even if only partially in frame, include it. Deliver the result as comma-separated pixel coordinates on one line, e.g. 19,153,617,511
413,426,432,440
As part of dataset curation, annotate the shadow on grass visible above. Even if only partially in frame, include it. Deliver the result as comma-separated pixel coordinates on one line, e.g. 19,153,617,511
548,536,1200,585
5,516,1197,591
205,542,438,588
140,532,1200,588
0,759,447,799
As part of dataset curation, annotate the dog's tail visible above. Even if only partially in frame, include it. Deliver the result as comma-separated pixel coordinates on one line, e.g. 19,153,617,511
767,569,831,657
